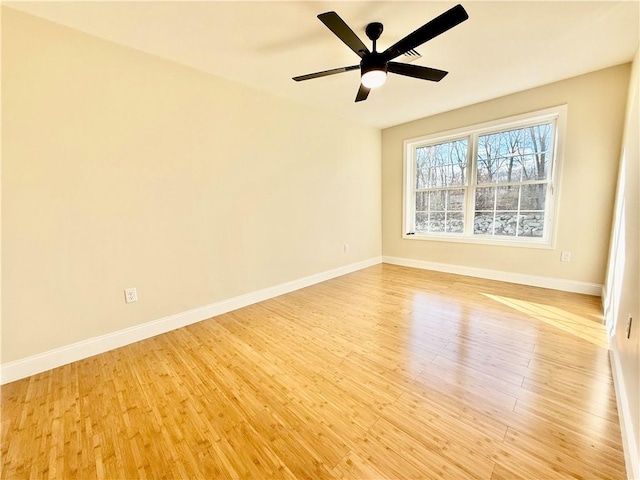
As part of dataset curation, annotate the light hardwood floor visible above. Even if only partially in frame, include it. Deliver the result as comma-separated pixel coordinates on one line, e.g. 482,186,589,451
1,264,626,479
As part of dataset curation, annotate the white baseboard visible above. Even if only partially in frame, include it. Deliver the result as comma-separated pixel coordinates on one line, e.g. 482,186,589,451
382,255,602,296
610,344,639,480
0,256,382,385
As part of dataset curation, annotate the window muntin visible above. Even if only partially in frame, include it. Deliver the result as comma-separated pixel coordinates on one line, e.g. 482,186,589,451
403,107,565,247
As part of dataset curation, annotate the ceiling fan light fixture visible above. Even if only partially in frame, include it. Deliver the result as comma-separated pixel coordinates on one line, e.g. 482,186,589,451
361,54,387,89
361,69,387,88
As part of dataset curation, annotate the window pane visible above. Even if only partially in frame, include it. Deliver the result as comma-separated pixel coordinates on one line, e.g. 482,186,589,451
496,157,522,183
415,212,429,232
493,213,517,236
479,122,553,184
505,128,525,155
526,124,552,168
474,212,493,235
429,164,465,188
416,167,430,189
475,187,495,211
477,132,505,184
478,133,501,161
430,212,445,232
524,124,552,180
430,145,446,168
446,212,464,233
520,155,547,181
510,158,524,183
496,186,519,210
496,157,509,183
415,139,468,188
476,158,496,184
448,189,465,211
519,212,545,237
430,166,443,187
429,190,446,210
415,192,429,212
520,184,546,210
449,140,468,182
444,164,458,187
415,146,432,188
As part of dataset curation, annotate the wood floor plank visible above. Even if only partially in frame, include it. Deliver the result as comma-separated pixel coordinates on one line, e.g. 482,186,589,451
503,426,625,480
361,417,494,479
490,463,527,480
1,264,627,479
376,394,499,478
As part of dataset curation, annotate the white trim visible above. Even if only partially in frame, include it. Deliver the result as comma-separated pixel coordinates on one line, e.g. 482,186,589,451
0,257,382,385
382,255,602,296
396,232,555,249
406,105,569,145
610,344,639,480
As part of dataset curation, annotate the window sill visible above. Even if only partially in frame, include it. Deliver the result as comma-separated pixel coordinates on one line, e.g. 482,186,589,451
402,232,554,249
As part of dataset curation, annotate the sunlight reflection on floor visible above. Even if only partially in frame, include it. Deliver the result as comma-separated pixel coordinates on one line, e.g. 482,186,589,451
482,293,609,348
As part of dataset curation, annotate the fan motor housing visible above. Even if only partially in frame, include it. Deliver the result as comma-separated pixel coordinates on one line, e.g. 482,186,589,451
360,53,388,76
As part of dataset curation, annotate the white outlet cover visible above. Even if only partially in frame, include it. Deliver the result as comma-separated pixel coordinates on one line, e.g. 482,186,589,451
124,288,138,303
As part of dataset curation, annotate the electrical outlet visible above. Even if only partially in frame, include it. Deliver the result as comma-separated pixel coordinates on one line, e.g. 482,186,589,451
627,315,633,339
124,287,138,304
560,251,571,262
344,243,349,253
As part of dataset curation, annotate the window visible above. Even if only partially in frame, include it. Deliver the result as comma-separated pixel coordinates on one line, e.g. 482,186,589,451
414,139,468,234
403,106,566,247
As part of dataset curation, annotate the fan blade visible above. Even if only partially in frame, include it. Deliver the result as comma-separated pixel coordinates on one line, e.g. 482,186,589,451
382,4,468,61
318,11,370,58
388,62,448,82
355,84,370,102
293,65,359,82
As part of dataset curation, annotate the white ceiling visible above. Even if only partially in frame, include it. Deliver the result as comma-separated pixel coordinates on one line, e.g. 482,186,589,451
6,1,640,128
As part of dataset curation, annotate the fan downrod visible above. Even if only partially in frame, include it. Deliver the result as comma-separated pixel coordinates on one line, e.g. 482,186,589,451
365,22,384,52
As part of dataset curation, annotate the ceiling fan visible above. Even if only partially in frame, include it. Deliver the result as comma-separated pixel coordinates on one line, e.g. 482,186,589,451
293,4,469,102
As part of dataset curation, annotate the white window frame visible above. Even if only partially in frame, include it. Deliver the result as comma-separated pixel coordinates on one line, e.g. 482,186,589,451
402,105,567,249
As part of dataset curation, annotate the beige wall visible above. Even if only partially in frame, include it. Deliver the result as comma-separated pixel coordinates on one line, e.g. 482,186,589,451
1,8,381,363
382,64,631,285
606,47,639,476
